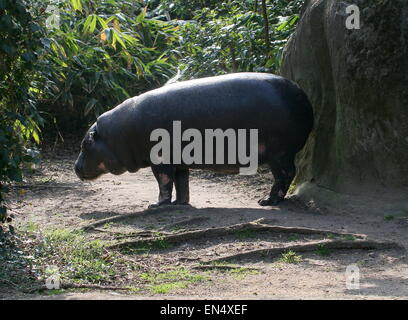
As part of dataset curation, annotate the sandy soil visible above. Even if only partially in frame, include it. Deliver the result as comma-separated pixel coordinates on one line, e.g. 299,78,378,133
3,146,408,300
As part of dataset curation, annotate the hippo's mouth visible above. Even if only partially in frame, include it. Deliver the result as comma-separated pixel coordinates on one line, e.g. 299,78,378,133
75,165,104,181
78,171,105,181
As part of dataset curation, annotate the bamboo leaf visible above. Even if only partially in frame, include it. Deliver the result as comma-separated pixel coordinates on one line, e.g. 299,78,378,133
83,15,97,34
97,16,109,29
84,98,98,116
113,30,126,49
71,0,82,11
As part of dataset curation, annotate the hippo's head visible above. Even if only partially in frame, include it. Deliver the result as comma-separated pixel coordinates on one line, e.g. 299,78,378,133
74,123,126,181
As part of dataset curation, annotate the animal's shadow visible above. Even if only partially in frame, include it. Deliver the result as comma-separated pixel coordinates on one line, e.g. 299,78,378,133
78,196,319,231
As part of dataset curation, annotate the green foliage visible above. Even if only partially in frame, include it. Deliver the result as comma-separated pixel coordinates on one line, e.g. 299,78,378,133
0,224,135,291
235,229,256,240
153,0,220,20
120,232,173,254
171,0,303,80
0,228,39,290
279,250,303,264
315,244,331,256
39,229,119,283
229,266,259,280
343,235,358,241
383,215,395,221
36,0,179,129
0,0,43,224
140,267,207,294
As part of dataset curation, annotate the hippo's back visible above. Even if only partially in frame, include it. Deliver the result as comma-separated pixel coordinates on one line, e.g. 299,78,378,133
134,73,313,149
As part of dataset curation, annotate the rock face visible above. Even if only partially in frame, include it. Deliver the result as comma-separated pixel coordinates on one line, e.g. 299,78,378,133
281,0,408,194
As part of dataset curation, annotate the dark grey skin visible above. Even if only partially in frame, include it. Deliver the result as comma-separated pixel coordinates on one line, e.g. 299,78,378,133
75,73,313,208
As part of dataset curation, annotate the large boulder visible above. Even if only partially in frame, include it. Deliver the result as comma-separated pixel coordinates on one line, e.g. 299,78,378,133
281,0,408,196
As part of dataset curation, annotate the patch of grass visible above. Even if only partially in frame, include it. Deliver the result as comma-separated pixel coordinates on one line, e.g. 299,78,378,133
235,229,256,240
229,267,253,274
140,268,206,283
356,260,367,267
120,245,151,255
326,233,336,239
205,260,228,267
1,226,133,292
140,268,207,294
151,281,188,294
288,235,300,241
343,235,357,241
39,229,124,283
126,286,141,293
102,222,113,229
38,177,54,184
315,244,331,256
151,232,172,249
19,221,39,233
170,225,185,232
199,263,259,279
278,250,303,264
229,267,259,280
384,215,395,221
119,233,173,255
0,230,40,291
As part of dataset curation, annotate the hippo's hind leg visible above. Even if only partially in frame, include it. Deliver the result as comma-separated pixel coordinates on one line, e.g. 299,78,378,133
258,152,296,206
172,168,190,205
149,165,175,208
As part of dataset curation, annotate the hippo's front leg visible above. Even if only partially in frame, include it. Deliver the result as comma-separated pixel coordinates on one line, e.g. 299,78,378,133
149,165,175,208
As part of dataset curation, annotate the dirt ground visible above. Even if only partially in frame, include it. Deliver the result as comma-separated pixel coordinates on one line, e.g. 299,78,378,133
2,144,408,300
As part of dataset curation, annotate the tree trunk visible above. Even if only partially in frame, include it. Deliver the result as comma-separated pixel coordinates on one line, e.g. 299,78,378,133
261,0,270,54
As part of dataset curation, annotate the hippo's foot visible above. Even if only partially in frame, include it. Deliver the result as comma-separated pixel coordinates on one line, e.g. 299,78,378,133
258,195,284,207
171,200,191,206
148,199,172,209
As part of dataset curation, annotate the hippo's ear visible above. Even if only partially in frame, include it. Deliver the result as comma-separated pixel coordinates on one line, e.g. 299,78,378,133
84,129,97,148
96,113,111,139
89,130,98,140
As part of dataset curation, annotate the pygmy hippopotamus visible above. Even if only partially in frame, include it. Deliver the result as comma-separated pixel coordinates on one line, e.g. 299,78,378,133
75,72,313,207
